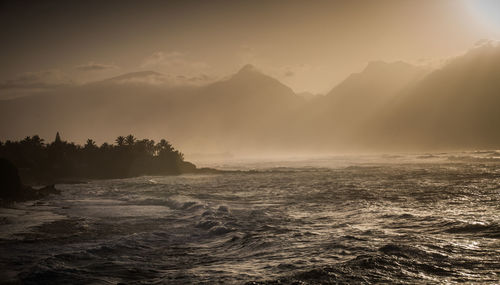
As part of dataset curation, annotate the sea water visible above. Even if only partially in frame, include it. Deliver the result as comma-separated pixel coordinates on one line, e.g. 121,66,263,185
1,152,499,284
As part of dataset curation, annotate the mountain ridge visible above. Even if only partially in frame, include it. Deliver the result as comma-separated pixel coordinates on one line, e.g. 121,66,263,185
1,44,499,153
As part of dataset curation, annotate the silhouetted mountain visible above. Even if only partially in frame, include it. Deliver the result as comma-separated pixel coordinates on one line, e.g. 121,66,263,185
1,44,499,154
296,61,428,149
171,64,304,151
297,92,320,100
316,61,428,122
0,65,302,154
368,44,500,150
205,64,297,100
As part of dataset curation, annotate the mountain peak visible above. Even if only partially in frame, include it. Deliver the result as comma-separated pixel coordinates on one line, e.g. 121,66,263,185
206,64,297,100
236,64,259,75
227,64,269,83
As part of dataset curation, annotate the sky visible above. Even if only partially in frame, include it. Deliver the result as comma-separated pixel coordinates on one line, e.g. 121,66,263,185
0,0,499,94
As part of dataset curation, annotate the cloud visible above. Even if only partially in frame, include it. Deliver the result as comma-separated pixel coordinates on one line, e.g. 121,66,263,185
141,51,209,70
413,58,449,69
237,45,258,66
107,70,215,87
186,74,213,82
412,40,500,70
140,51,213,85
75,62,118,71
0,69,73,91
141,51,210,74
108,71,169,86
268,64,311,80
473,38,500,47
141,51,185,68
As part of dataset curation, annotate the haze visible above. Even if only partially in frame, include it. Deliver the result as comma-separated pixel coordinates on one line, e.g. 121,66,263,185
1,0,499,159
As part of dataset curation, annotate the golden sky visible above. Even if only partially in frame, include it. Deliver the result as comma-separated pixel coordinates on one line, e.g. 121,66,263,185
1,0,499,93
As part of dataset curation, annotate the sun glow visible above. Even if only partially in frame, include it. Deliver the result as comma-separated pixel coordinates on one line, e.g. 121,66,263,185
465,0,500,33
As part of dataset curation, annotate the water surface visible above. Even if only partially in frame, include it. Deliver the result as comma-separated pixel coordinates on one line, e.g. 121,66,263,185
1,152,499,284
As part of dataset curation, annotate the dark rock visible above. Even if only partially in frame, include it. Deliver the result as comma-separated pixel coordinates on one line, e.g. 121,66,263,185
0,157,23,200
1,158,60,203
34,184,61,198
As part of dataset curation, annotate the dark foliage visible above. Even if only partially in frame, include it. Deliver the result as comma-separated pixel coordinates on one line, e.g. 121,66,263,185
0,133,196,184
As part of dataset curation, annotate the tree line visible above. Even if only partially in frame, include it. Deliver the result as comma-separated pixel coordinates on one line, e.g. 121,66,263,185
0,133,196,183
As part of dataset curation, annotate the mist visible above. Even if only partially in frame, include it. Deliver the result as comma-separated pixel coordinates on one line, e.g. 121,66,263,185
1,1,500,284
1,43,500,161
1,1,500,161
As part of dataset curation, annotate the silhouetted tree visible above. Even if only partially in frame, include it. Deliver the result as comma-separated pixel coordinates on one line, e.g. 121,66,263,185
100,142,111,150
125,135,136,146
0,134,196,183
84,139,97,150
115,136,125,146
54,132,62,145
156,139,174,153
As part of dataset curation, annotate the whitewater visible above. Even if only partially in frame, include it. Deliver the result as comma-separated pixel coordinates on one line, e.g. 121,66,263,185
1,152,499,284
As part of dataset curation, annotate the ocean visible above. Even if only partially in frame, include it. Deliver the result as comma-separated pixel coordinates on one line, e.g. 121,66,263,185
1,152,499,284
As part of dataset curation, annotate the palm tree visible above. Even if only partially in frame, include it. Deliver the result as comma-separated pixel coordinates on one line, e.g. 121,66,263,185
100,142,111,150
31,135,44,147
84,139,97,149
115,136,125,146
125,134,136,146
137,139,155,155
156,139,173,152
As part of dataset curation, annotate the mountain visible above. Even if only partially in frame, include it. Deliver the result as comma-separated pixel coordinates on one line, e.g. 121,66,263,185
297,92,320,100
102,71,167,85
368,44,500,150
200,64,298,101
0,65,303,154
164,64,304,152
316,61,428,121
295,61,428,149
1,45,499,155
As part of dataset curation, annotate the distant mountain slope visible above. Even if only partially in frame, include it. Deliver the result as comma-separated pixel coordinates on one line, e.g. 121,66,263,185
368,44,500,150
296,61,428,148
317,61,428,121
1,45,499,154
200,64,300,104
0,65,303,153
165,64,304,151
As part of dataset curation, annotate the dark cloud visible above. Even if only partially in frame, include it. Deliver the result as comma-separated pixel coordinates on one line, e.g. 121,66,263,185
75,62,117,71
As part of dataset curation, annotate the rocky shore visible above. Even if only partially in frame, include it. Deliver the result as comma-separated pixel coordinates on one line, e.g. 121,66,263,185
0,158,60,205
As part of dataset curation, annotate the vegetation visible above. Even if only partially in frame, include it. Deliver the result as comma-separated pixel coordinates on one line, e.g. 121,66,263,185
0,133,196,184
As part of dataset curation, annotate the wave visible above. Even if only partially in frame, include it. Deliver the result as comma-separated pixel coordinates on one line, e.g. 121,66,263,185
250,243,482,284
444,221,500,238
